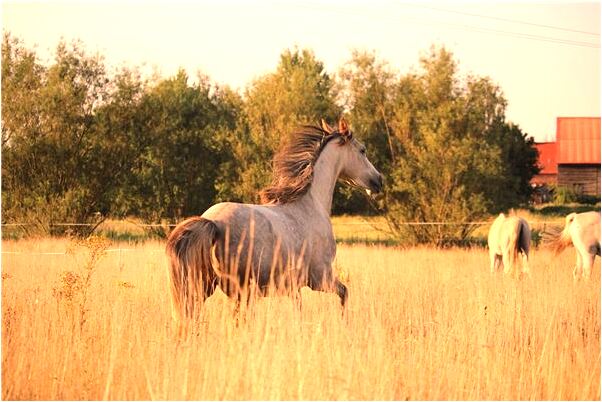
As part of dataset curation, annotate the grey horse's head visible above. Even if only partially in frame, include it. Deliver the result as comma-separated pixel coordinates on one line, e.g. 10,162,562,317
321,118,383,197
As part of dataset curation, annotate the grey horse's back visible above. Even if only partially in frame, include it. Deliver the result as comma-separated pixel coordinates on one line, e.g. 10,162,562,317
201,202,295,290
202,202,276,246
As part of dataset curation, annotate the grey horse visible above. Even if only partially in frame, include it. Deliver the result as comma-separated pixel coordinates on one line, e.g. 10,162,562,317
166,118,383,323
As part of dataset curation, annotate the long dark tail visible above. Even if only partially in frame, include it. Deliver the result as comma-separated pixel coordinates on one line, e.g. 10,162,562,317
518,220,530,256
166,216,218,323
552,213,576,255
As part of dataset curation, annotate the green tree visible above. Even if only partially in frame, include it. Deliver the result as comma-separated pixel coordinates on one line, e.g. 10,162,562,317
2,35,112,235
486,122,540,210
238,48,341,202
92,67,150,217
123,70,240,226
2,35,243,236
383,47,535,245
2,35,539,240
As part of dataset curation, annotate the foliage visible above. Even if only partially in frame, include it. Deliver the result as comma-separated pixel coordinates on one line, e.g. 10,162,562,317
2,34,241,236
2,34,110,236
351,47,539,245
119,70,240,226
576,194,602,205
530,202,601,217
548,184,599,206
2,35,540,245
486,121,540,210
551,185,579,205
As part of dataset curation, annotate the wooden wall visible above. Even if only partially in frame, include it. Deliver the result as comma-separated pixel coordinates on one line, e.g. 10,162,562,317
557,164,601,196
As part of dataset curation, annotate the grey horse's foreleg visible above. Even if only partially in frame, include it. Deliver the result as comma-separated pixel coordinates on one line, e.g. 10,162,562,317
308,268,348,307
335,279,348,307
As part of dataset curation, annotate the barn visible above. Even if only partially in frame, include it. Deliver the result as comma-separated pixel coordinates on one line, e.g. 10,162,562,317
556,117,601,196
532,117,600,199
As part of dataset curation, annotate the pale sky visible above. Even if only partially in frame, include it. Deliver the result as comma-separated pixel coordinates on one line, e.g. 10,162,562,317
2,0,600,142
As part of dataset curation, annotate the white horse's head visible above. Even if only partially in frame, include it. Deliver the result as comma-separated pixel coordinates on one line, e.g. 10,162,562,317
321,118,383,196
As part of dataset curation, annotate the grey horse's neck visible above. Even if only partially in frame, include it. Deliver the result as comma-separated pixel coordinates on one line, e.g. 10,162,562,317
302,143,341,217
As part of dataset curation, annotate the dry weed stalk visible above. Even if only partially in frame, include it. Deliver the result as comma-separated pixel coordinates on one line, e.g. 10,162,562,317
52,236,110,330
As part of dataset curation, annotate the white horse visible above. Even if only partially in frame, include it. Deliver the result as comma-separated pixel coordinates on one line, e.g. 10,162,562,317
166,118,383,324
553,211,601,280
488,213,531,277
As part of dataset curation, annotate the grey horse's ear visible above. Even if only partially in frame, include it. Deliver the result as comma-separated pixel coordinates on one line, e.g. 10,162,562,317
321,119,334,134
338,118,352,141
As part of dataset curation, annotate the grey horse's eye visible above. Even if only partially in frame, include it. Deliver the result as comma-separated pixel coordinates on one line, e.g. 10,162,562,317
360,147,367,155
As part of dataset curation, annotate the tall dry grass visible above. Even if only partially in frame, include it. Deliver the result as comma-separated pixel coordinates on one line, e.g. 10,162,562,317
2,238,600,400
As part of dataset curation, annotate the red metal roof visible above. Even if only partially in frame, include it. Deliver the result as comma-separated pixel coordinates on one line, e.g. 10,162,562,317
535,142,557,174
556,117,601,164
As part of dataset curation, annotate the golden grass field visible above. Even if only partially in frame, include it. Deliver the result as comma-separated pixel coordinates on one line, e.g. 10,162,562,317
2,236,600,400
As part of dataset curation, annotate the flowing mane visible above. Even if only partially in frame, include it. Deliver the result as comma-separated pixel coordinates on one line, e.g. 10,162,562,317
260,125,346,204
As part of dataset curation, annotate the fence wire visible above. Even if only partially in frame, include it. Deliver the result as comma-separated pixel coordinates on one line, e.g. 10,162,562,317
1,221,562,227
2,248,164,255
1,219,564,255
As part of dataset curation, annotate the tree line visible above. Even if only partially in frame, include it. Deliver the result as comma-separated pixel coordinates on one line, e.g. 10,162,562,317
1,33,539,244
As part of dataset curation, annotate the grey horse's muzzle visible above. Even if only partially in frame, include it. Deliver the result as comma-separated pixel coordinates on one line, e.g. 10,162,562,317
368,173,384,195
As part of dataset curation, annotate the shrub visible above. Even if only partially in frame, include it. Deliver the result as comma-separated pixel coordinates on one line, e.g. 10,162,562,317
552,186,579,205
